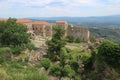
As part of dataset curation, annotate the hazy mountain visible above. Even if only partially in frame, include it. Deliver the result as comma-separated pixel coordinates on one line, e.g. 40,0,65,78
30,15,120,25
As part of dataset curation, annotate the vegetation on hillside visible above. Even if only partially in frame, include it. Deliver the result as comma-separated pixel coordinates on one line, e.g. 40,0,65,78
0,18,30,54
0,18,49,80
0,18,120,80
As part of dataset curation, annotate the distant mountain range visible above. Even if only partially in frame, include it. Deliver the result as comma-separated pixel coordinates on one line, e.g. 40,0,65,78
29,15,120,25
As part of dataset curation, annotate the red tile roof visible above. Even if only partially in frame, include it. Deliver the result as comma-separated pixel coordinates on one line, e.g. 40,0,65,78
0,18,7,21
0,18,51,26
56,20,67,24
16,19,32,23
32,21,50,26
0,18,32,23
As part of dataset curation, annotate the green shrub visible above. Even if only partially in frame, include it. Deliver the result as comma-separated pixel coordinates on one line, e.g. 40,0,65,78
50,64,61,76
75,37,81,43
66,35,74,43
26,43,35,51
10,45,23,55
0,47,12,64
63,65,75,78
90,36,96,43
98,41,120,68
69,60,79,72
40,58,51,70
65,48,71,53
84,49,97,71
9,62,23,69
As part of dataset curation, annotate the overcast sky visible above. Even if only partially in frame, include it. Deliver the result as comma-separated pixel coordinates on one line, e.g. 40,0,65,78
0,0,120,18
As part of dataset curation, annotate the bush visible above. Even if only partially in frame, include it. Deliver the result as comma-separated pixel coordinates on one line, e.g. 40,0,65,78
0,47,12,64
63,65,76,78
69,60,79,72
26,43,35,51
75,37,81,43
10,62,24,69
10,45,23,55
84,49,97,71
40,58,51,70
50,64,61,76
66,35,74,43
90,36,96,43
98,41,120,68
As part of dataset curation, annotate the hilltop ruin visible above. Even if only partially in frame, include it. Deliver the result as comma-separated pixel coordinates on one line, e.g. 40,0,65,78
0,18,90,43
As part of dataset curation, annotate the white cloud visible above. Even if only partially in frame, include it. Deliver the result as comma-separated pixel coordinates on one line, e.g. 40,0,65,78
0,0,120,17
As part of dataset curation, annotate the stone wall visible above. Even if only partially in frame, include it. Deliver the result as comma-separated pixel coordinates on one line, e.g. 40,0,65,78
67,27,90,42
30,21,52,39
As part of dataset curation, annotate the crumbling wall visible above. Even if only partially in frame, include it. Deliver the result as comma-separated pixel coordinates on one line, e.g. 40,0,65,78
67,27,90,42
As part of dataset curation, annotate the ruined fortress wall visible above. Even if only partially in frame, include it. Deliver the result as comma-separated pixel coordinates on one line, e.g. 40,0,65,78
67,27,90,42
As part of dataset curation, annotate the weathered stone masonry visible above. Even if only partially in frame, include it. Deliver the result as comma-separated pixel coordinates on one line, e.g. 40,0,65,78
0,18,90,42
67,26,90,42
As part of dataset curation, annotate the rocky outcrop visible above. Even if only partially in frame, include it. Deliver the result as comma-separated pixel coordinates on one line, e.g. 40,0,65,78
28,46,47,65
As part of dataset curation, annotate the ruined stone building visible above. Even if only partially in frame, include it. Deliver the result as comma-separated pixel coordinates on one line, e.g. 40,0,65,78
17,19,52,39
55,21,90,42
32,21,52,38
0,18,90,42
0,18,52,39
16,19,53,38
67,25,90,42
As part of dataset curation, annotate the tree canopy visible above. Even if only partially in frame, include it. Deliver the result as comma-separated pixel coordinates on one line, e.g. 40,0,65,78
98,41,120,68
0,18,29,47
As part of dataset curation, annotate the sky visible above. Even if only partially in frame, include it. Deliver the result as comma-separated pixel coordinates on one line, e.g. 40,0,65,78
0,0,120,18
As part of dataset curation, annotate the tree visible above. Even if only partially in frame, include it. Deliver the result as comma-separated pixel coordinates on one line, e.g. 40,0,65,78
46,26,66,61
97,41,120,68
0,18,30,54
0,18,29,46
